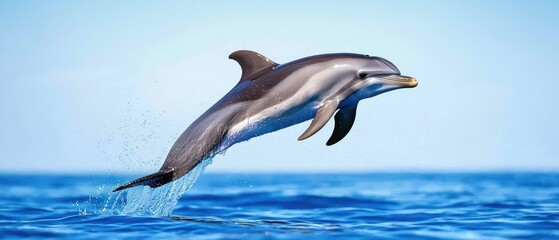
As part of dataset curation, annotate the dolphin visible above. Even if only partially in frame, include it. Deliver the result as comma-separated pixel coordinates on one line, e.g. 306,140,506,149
113,50,417,192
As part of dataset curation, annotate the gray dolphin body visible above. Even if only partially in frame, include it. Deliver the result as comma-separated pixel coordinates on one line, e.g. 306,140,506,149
113,50,417,192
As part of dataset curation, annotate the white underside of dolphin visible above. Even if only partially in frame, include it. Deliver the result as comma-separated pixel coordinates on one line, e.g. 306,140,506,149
113,50,417,192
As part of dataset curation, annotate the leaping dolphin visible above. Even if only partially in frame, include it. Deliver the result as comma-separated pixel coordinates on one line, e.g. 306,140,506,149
113,50,417,192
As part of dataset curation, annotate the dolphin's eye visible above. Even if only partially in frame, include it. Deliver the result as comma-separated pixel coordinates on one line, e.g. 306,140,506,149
359,73,367,79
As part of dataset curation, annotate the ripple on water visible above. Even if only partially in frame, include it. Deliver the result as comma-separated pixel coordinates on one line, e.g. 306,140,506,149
1,173,559,239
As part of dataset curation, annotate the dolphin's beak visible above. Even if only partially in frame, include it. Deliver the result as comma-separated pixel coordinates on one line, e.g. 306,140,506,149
377,75,418,88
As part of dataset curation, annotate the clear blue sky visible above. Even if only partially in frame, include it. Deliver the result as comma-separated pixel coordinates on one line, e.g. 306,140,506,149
1,1,558,173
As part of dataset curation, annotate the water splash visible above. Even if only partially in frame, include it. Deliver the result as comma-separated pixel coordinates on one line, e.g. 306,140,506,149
120,157,213,216
79,157,213,217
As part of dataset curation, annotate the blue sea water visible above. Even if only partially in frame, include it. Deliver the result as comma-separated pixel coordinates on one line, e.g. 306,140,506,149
1,172,558,239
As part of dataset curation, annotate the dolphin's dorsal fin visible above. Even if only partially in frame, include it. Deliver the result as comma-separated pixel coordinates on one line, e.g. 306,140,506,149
229,50,278,82
326,103,358,146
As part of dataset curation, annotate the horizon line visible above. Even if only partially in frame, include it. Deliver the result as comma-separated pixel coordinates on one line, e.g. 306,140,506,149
2,169,559,175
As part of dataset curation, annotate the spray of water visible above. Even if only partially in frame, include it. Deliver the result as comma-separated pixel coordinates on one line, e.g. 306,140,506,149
120,157,213,216
79,157,213,217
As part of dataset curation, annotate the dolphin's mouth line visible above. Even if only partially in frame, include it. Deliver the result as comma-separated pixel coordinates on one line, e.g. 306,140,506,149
376,75,418,88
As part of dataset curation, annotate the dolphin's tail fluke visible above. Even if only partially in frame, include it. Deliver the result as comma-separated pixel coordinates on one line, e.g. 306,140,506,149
112,171,174,192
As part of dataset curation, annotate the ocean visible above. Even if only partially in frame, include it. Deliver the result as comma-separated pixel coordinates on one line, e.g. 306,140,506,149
1,172,558,239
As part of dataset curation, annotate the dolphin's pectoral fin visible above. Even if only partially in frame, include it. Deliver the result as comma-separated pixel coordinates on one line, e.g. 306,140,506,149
326,103,358,146
229,50,279,82
298,101,338,141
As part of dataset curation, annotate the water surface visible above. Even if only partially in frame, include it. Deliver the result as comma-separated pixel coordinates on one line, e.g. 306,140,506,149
1,173,558,239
